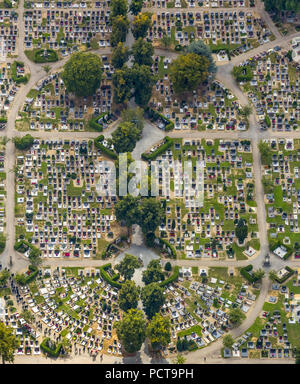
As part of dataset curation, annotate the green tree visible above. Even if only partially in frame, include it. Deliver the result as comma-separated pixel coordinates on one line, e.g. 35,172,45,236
170,53,210,94
223,334,235,349
0,323,19,364
129,0,143,15
142,259,165,285
239,105,252,119
61,52,103,97
110,0,128,18
61,337,72,354
28,248,42,268
235,218,248,244
131,12,152,39
121,107,144,132
146,313,171,350
115,195,140,228
115,253,140,281
173,354,186,364
131,64,155,106
228,308,246,327
112,66,133,104
253,268,265,281
185,40,217,76
111,121,142,153
259,141,272,166
0,270,10,286
111,42,130,69
14,134,34,150
137,198,164,234
118,280,140,312
164,262,172,272
115,309,146,353
111,15,130,47
269,270,278,282
132,37,154,66
141,282,165,319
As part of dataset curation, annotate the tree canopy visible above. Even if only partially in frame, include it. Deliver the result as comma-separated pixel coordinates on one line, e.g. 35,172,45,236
235,218,248,244
111,121,142,153
228,308,246,327
115,309,146,353
141,282,165,319
112,66,133,104
264,0,300,14
170,53,210,94
142,259,165,285
129,0,143,15
110,0,128,18
131,64,156,106
115,253,140,280
132,37,154,67
61,52,103,97
185,40,217,76
111,15,130,47
14,134,34,150
0,323,19,364
146,313,171,350
111,42,130,69
118,280,140,312
114,195,140,228
121,107,144,132
259,141,272,166
137,198,164,234
223,334,235,349
131,12,152,39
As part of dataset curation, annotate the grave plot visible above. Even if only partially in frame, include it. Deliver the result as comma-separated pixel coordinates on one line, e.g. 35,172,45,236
148,9,272,55
160,266,258,356
237,51,300,132
149,65,246,131
261,138,300,259
24,3,111,58
148,138,259,260
0,9,18,59
14,139,124,259
17,69,116,132
231,272,300,359
4,267,123,357
143,0,250,9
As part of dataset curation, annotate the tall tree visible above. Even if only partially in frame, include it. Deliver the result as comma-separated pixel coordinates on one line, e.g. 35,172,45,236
228,308,246,327
137,198,164,234
115,253,140,281
141,282,165,319
61,52,103,97
121,107,144,132
142,259,165,285
118,280,140,312
185,40,217,76
111,15,130,47
131,64,156,107
111,121,142,153
132,37,154,66
235,218,248,244
111,42,130,69
112,66,133,104
223,334,235,349
115,309,146,353
170,53,210,94
0,323,19,364
129,0,143,15
0,270,10,286
110,0,128,18
131,12,152,39
146,313,171,351
115,195,140,228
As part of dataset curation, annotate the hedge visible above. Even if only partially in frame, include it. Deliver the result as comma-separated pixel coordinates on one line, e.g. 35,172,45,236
159,238,177,259
11,61,30,84
0,117,7,123
270,241,293,260
160,266,179,287
15,265,38,286
88,112,110,132
240,265,257,283
141,137,174,161
274,266,294,284
99,263,122,289
146,108,174,131
40,338,62,357
94,135,118,160
34,49,58,63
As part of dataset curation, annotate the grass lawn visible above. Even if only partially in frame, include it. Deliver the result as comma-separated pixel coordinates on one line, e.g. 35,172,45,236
177,324,202,338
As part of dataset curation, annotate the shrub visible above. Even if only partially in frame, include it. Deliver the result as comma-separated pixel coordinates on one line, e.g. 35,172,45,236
159,266,179,287
40,338,62,357
94,135,118,160
99,264,122,289
15,265,38,286
88,113,110,132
